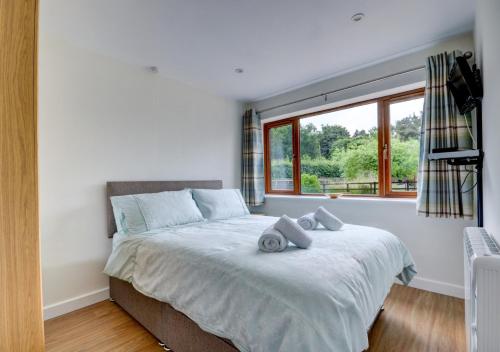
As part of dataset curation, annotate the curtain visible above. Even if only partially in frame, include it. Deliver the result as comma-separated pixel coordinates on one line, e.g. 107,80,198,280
416,51,474,219
241,109,265,206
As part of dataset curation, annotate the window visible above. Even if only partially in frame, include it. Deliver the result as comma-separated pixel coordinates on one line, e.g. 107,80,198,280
264,89,424,197
267,121,296,193
384,92,424,195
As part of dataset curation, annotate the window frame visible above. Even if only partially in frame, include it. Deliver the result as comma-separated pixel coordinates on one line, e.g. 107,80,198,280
263,88,424,197
263,119,300,195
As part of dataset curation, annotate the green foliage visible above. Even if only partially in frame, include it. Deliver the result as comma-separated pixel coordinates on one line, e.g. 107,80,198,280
331,137,351,152
300,156,343,178
301,173,322,193
394,113,422,141
390,138,419,180
271,157,342,179
270,113,421,185
300,123,351,159
353,129,368,138
368,127,378,137
300,123,321,159
341,137,379,180
319,125,350,158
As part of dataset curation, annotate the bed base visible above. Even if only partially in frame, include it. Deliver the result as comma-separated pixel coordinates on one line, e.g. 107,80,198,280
109,277,385,352
109,277,238,352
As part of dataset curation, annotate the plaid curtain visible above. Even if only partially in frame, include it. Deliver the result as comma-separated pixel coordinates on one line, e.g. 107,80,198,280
416,51,474,219
241,109,265,206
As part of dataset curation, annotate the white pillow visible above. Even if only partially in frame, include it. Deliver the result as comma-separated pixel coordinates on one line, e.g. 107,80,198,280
134,189,204,230
110,195,148,235
192,189,250,220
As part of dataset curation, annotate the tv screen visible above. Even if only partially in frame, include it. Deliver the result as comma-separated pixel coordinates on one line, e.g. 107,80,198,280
447,56,482,114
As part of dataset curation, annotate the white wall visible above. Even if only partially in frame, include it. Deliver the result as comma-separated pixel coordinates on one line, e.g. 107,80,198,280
251,33,477,298
39,34,242,318
475,0,500,243
253,32,474,119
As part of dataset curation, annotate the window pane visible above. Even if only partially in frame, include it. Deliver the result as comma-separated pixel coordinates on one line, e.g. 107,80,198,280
269,124,294,191
300,103,378,195
389,97,424,192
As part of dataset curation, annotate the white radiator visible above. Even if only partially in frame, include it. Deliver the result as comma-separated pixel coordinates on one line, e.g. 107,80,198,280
464,227,500,352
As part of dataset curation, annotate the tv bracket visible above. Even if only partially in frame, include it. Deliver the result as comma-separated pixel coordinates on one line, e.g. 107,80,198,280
428,149,483,167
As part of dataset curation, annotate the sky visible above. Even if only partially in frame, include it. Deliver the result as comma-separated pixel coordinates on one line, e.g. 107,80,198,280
301,98,424,135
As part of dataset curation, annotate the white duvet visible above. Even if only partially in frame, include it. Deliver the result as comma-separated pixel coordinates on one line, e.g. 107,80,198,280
104,215,416,352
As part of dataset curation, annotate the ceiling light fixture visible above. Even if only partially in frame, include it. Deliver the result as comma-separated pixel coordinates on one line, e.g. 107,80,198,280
351,13,365,22
234,68,244,74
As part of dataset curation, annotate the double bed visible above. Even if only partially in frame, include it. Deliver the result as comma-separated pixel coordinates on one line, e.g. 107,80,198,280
104,180,416,352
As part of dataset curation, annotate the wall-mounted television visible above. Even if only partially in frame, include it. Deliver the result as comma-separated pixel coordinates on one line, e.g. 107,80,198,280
447,54,483,114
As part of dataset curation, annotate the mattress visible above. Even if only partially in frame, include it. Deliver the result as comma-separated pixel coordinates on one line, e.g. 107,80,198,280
104,215,416,352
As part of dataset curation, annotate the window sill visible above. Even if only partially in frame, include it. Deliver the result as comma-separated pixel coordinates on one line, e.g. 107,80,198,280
264,193,417,204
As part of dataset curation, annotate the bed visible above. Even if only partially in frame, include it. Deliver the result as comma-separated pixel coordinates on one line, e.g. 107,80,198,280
104,180,416,352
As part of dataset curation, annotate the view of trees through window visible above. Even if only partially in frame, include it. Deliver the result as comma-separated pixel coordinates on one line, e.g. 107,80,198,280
267,93,424,195
389,98,424,193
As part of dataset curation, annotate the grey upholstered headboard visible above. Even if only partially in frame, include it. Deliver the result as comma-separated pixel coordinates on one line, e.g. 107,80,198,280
106,180,223,237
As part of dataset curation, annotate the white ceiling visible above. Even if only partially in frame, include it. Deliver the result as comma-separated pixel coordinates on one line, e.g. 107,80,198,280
41,0,474,102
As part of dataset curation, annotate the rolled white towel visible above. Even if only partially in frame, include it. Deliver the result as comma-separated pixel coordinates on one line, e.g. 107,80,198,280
314,206,344,231
258,226,288,253
274,215,312,249
297,212,318,230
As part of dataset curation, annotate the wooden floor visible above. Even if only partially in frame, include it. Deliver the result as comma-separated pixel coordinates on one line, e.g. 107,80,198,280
45,285,465,352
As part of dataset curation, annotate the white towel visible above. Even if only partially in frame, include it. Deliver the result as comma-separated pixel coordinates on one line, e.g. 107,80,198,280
258,227,288,253
314,206,344,231
274,215,312,249
297,212,318,230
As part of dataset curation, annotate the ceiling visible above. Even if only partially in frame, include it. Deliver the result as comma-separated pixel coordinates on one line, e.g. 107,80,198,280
41,0,474,102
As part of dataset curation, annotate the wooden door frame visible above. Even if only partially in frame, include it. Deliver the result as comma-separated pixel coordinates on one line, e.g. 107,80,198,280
0,0,44,350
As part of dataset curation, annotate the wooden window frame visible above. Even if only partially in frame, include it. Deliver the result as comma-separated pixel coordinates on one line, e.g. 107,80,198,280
263,118,300,195
380,89,424,198
263,88,424,197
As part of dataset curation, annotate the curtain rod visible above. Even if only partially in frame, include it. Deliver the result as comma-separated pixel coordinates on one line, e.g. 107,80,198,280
256,65,426,115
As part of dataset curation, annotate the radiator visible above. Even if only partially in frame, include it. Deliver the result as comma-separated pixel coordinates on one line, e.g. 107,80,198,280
464,227,500,352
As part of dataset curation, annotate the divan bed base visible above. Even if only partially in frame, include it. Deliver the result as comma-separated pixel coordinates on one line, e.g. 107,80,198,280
109,277,384,352
109,277,238,352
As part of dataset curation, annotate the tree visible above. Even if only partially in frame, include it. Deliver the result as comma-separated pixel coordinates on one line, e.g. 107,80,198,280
353,129,367,138
300,123,320,159
269,117,420,187
394,113,422,141
390,139,419,180
342,137,379,180
367,127,378,138
319,125,350,158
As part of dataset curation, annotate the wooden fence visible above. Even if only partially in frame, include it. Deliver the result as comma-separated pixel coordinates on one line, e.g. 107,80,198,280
271,178,416,194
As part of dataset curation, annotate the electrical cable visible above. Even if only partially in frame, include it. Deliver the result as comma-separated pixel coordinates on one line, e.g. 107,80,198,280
461,178,478,194
464,111,477,149
460,165,477,193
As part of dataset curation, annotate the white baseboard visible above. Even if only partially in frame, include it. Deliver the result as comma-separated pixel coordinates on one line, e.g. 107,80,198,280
398,276,464,299
42,276,463,321
43,287,109,320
